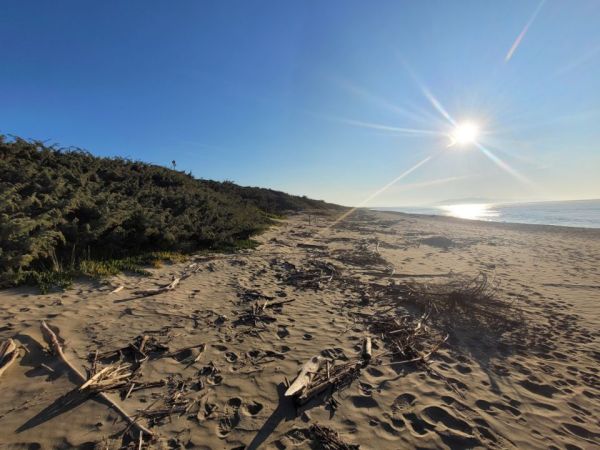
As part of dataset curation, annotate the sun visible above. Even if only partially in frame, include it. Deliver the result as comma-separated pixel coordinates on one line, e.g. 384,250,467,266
449,121,480,147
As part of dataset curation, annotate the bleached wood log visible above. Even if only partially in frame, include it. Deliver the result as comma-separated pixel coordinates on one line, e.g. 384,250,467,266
0,338,18,379
297,361,362,405
284,355,323,397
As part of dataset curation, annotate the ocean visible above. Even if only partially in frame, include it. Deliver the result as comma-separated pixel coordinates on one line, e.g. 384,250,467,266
374,199,600,229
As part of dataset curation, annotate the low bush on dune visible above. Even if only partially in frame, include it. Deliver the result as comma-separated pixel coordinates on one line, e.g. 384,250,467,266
0,136,338,290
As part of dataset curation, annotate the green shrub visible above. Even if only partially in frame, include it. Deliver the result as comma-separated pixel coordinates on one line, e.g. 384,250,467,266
0,136,339,288
27,271,73,294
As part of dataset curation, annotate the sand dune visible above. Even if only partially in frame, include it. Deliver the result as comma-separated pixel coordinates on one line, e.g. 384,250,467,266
0,210,599,449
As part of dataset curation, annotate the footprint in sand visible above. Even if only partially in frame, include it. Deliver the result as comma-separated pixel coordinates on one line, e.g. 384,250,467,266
277,325,290,339
402,412,434,436
218,398,242,437
302,333,313,340
567,402,590,415
421,405,472,435
518,378,560,398
320,347,348,361
350,395,379,409
225,351,238,363
454,363,472,374
212,344,228,352
206,373,223,385
379,418,403,436
473,417,498,444
244,401,264,416
444,376,468,392
366,367,385,377
280,428,311,446
392,393,416,413
476,399,521,417
359,381,373,396
562,422,600,443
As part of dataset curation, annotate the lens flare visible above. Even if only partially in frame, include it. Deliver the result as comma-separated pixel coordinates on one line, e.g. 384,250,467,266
328,155,433,228
505,0,546,62
449,122,480,147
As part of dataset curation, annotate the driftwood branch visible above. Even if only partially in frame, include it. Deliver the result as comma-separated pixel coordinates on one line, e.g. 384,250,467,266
40,321,153,437
263,298,296,309
0,338,18,379
310,423,359,450
297,361,362,405
297,243,328,250
133,277,181,297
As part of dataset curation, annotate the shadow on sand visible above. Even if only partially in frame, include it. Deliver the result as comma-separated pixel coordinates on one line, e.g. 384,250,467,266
16,388,93,433
246,382,297,450
246,380,345,450
13,333,107,435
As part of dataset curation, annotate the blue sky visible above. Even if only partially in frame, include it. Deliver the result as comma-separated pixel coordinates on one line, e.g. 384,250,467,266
1,0,599,206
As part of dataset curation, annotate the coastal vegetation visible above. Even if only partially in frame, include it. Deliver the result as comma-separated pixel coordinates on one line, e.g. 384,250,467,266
0,136,340,290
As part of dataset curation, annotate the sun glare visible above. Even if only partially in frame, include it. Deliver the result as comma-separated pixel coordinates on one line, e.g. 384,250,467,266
450,121,480,147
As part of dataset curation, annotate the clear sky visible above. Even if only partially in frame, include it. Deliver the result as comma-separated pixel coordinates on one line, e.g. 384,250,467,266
2,1,599,206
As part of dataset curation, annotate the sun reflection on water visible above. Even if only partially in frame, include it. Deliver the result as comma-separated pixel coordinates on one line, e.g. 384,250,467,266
440,203,499,221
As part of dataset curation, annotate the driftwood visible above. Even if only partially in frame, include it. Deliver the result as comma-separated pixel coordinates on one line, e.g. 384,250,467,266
286,346,370,406
109,285,125,294
94,335,169,362
263,298,296,309
310,423,360,450
0,338,18,379
361,337,372,360
379,333,449,367
234,302,277,327
285,355,323,397
161,343,205,358
137,378,198,424
282,260,339,290
133,277,181,297
297,360,363,405
79,363,134,392
297,243,328,250
238,289,275,302
40,321,153,437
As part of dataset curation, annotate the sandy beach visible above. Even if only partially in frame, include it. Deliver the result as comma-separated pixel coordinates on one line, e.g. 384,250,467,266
0,209,599,449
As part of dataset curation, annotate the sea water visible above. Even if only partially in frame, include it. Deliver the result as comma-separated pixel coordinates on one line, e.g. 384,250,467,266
374,199,600,229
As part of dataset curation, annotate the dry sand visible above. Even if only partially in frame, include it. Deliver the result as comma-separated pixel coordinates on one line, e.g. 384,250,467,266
0,210,599,449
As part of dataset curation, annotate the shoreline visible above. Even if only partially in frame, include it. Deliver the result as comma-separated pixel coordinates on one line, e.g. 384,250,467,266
370,208,600,234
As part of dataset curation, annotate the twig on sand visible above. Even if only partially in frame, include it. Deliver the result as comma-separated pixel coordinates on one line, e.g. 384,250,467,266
310,423,360,450
297,360,363,405
378,333,449,367
297,243,328,250
263,298,296,309
93,335,168,362
133,277,181,297
109,285,125,294
40,321,154,437
234,302,277,327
